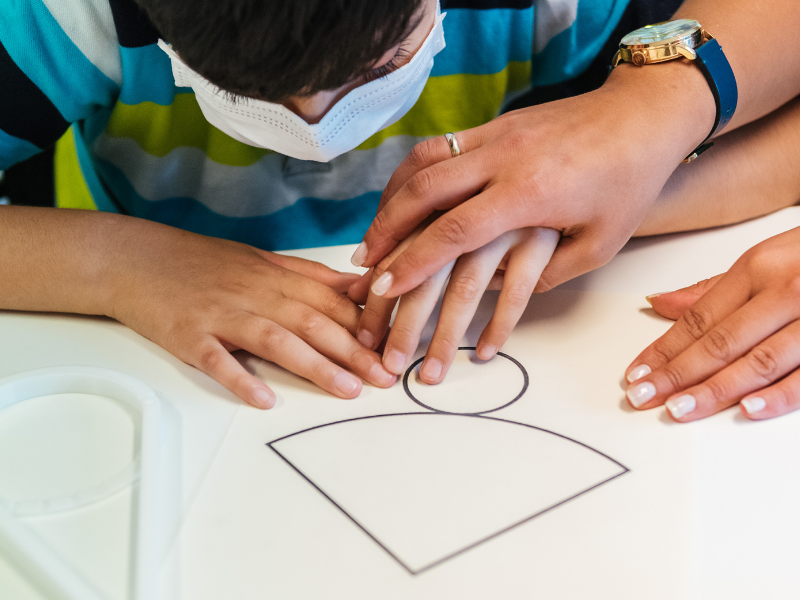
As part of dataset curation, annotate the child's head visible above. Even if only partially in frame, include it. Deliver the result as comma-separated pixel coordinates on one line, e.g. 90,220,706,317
136,0,428,104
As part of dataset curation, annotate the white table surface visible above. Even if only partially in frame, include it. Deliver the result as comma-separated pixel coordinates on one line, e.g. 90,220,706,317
2,207,800,599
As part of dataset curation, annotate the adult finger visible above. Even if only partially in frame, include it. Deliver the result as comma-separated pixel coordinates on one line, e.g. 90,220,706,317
226,316,366,399
420,236,512,384
624,269,751,385
476,228,560,360
647,274,725,320
368,187,518,298
740,365,800,421
355,148,493,268
660,319,800,422
279,300,396,388
381,262,453,375
186,336,276,409
625,291,794,410
378,129,481,214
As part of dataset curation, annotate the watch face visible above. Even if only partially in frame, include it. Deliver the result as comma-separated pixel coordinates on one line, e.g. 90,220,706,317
621,19,701,46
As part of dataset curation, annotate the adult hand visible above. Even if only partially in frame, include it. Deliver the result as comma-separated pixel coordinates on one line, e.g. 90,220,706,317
352,226,559,383
105,224,396,408
350,64,715,298
625,226,800,421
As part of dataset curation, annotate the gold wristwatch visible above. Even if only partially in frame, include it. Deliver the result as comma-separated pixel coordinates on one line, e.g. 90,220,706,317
612,19,738,163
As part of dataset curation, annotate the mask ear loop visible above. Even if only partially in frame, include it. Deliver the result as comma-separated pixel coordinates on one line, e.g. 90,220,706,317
0,367,162,600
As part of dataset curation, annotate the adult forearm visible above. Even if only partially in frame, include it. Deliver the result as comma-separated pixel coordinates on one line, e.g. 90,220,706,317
0,207,121,315
672,0,800,130
635,95,800,236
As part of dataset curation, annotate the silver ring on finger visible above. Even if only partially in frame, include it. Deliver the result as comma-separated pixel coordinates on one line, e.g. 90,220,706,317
444,132,461,158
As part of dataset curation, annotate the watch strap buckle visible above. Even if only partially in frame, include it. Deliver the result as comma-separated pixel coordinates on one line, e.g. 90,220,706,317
683,141,714,163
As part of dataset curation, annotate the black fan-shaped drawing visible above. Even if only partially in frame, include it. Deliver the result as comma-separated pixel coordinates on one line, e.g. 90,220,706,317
267,348,628,575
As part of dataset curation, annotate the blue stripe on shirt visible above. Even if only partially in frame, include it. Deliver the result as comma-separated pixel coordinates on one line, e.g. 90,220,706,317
0,128,40,170
118,45,192,106
434,8,534,77
0,0,119,123
95,157,380,250
532,0,628,85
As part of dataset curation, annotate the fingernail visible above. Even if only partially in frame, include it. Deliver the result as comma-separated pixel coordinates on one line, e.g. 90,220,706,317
741,396,766,415
626,381,656,408
252,387,276,409
645,292,668,306
383,349,406,374
351,242,368,267
421,358,443,383
626,364,652,384
665,394,696,419
369,362,396,387
334,371,361,396
477,345,497,361
371,272,393,296
357,329,375,349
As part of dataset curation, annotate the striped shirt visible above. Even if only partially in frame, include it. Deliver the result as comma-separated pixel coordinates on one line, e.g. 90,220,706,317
0,0,630,250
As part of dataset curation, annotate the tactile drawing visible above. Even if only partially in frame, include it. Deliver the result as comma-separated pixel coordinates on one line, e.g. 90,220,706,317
268,348,628,574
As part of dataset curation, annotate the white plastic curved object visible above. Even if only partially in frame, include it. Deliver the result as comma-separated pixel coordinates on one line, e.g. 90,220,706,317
0,367,162,600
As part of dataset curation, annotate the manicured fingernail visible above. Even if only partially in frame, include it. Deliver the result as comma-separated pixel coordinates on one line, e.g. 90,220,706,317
371,272,393,296
334,371,360,396
741,396,766,415
626,381,656,408
351,242,368,267
626,364,651,383
252,387,276,409
645,292,668,306
477,345,497,360
665,394,696,419
383,349,406,374
369,362,396,387
357,329,375,349
421,358,443,383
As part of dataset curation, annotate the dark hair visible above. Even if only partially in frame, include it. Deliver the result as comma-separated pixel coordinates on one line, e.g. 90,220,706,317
135,0,425,102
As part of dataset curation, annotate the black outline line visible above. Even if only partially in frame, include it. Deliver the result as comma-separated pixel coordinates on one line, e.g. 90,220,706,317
267,412,629,575
402,347,529,415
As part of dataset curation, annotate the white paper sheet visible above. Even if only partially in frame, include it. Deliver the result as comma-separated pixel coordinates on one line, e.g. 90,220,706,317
170,290,697,599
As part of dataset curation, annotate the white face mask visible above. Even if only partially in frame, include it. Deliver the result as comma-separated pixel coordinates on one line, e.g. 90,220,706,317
158,6,446,162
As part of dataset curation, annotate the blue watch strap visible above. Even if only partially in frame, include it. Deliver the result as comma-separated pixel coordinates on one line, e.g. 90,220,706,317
691,38,738,149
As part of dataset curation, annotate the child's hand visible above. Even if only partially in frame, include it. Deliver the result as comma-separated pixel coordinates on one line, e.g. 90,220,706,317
350,227,559,383
105,222,396,408
625,226,800,421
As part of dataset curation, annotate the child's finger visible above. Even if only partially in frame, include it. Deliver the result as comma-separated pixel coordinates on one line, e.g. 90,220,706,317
477,227,559,360
186,336,276,409
263,252,362,294
420,236,511,384
381,263,453,375
356,223,430,349
226,317,365,399
277,299,396,388
282,274,363,336
347,269,373,305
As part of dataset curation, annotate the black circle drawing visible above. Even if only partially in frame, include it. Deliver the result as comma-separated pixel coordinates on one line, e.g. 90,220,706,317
267,348,629,576
403,347,528,415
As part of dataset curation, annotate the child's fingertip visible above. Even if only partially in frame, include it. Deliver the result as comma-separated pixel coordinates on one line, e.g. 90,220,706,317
251,387,276,409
